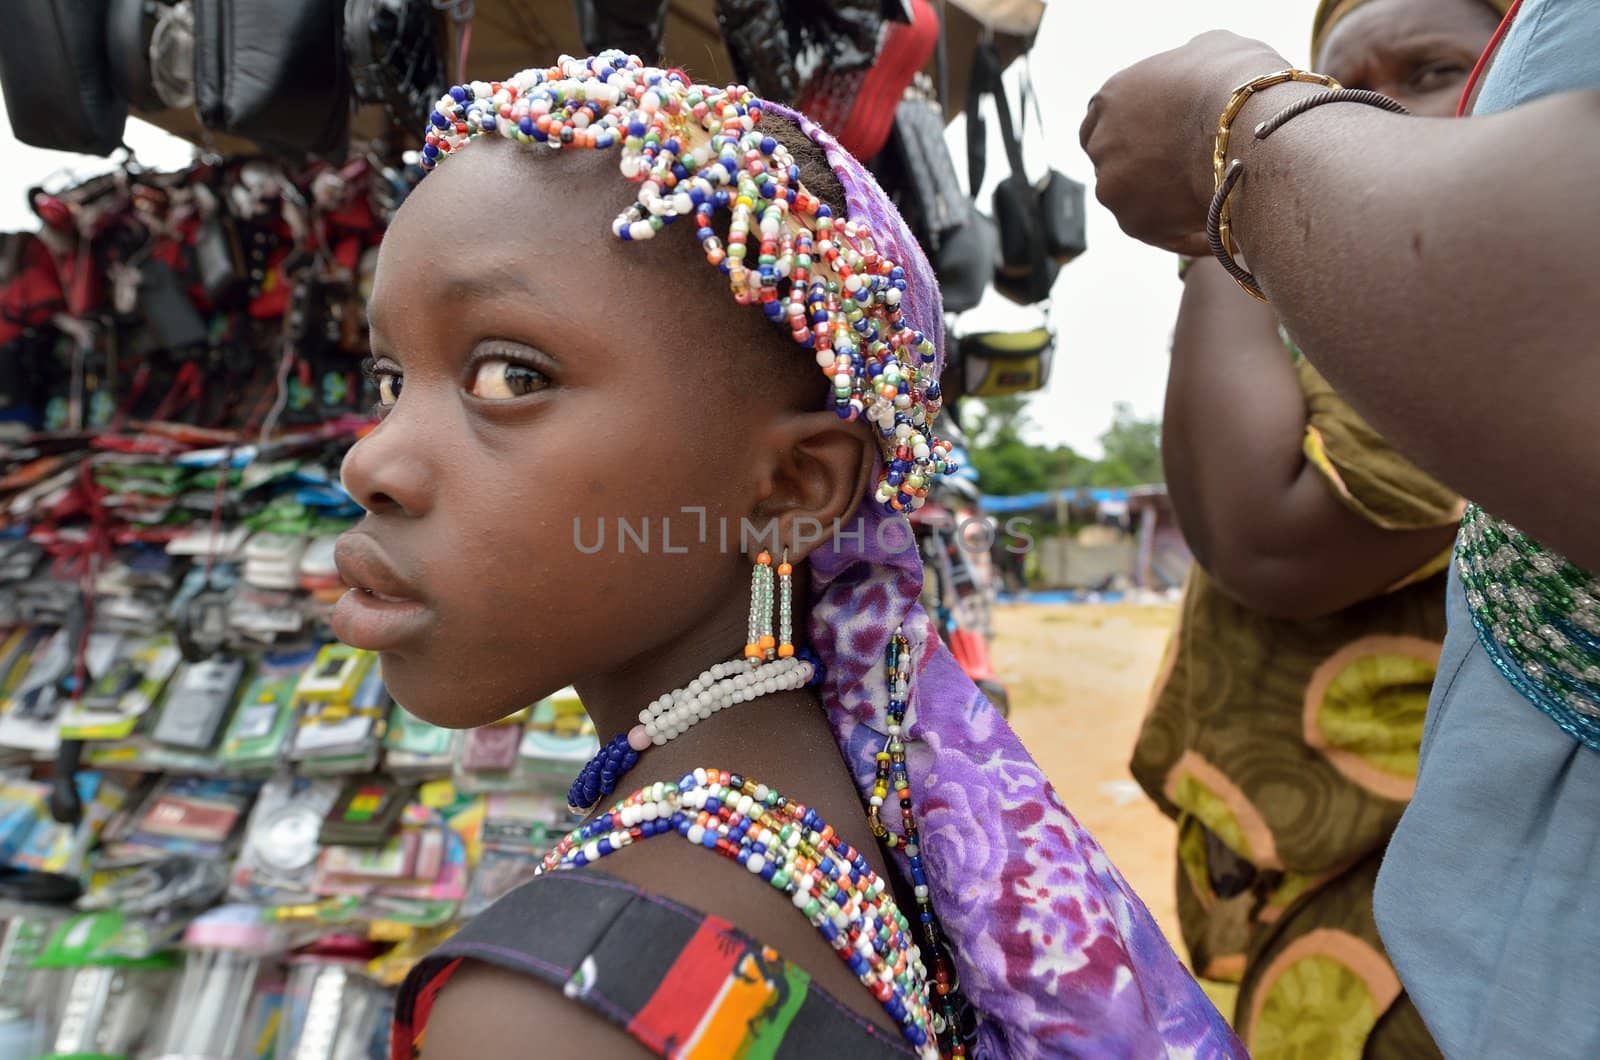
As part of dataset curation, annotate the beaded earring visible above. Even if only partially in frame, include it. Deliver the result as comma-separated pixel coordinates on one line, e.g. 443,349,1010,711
777,551,794,659
745,551,774,661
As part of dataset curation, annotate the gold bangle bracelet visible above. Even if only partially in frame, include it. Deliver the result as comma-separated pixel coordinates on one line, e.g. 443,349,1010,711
1210,69,1341,299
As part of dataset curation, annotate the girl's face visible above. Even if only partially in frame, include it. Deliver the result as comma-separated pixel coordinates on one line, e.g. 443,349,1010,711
333,138,815,728
1316,0,1502,118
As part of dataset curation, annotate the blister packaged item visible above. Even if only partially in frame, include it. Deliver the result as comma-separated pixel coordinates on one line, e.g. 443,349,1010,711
461,790,569,917
518,689,599,780
230,775,342,906
293,644,373,704
103,775,260,861
152,655,247,750
274,956,385,1060
293,665,388,776
0,771,127,875
383,707,457,779
0,631,121,753
58,634,181,741
317,774,412,848
221,647,317,773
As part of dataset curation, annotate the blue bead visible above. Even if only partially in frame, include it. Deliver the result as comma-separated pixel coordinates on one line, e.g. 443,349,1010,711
705,797,721,814
572,853,587,866
760,863,776,881
449,85,467,103
430,111,449,129
760,136,777,154
702,831,718,849
598,838,613,855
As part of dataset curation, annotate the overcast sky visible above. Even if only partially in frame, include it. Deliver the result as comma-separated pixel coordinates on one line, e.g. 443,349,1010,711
0,1,1313,455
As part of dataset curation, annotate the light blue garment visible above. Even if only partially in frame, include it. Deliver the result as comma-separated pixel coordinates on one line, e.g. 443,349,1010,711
1374,3,1600,1056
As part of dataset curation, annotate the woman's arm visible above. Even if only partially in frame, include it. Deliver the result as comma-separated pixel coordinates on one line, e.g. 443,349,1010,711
1083,33,1600,567
1166,257,1456,619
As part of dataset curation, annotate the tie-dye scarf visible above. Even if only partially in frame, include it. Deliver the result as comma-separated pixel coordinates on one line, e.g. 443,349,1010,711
767,102,1243,1059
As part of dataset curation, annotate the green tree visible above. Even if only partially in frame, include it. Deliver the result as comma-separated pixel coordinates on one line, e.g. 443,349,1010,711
963,398,1162,494
1092,402,1164,486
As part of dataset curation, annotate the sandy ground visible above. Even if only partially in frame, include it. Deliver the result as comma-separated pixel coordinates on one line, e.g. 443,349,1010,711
991,601,1184,950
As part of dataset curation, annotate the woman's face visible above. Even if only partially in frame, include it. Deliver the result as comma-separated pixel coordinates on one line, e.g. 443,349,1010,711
1317,0,1502,118
333,138,800,728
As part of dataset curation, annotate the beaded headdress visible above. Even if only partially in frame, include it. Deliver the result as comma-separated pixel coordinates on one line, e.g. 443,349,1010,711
421,51,954,515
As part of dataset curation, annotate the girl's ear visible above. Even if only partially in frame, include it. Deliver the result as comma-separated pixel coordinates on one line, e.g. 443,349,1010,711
749,410,875,561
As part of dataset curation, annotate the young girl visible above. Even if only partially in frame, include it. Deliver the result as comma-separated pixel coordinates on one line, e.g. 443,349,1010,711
333,53,1239,1059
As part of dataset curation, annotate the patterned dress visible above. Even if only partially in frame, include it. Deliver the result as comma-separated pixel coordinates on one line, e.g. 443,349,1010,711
1132,351,1463,1060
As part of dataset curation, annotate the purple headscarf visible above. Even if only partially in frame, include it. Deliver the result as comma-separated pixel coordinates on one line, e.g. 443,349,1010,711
768,102,1243,1060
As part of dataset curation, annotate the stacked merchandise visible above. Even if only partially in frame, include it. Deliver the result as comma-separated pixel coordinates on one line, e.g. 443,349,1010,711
0,154,599,1060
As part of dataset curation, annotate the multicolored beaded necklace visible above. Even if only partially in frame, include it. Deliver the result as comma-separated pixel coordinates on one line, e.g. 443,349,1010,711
420,51,956,515
538,764,946,1059
1458,505,1600,747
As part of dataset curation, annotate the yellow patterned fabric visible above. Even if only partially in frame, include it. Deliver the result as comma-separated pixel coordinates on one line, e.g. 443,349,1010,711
1133,347,1461,1059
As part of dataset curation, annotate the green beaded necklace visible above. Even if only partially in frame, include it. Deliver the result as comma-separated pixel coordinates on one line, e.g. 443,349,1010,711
1456,505,1600,746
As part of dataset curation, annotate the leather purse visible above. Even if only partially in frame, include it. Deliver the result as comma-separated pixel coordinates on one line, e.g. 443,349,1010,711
0,0,128,156
966,43,1086,305
883,91,995,313
195,0,352,158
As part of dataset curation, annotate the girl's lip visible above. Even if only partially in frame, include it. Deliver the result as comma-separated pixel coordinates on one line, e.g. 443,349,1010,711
330,587,433,652
331,531,431,650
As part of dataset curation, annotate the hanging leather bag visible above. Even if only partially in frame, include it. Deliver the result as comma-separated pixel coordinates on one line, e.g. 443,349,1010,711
966,43,1086,305
194,0,352,158
0,0,127,155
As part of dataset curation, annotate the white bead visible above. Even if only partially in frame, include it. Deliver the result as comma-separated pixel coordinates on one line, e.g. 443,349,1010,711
746,853,766,874
792,889,810,908
915,884,929,899
622,806,641,827
652,734,668,746
583,840,601,861
687,824,705,844
638,708,653,725
641,801,658,821
693,767,708,786
644,722,659,737
755,784,770,802
737,795,755,816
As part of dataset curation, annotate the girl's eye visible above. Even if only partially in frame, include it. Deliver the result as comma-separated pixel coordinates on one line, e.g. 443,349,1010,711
376,370,403,408
469,359,548,400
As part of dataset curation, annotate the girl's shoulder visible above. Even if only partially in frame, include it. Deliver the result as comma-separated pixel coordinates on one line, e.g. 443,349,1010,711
395,869,916,1060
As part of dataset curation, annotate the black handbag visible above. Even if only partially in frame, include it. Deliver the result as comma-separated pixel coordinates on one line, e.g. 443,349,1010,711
0,0,128,156
195,0,351,158
883,92,995,313
344,0,447,130
966,43,1086,305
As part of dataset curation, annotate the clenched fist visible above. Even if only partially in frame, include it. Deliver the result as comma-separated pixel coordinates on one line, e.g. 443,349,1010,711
1080,32,1292,256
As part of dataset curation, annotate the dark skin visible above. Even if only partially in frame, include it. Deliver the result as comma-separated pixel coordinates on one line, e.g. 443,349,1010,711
337,137,906,1055
1082,22,1600,569
1166,0,1494,619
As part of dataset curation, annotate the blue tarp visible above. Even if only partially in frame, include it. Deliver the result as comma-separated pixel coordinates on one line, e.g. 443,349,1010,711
981,488,1131,513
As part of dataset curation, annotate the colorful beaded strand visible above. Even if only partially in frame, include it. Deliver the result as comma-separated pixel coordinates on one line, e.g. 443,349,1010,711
869,632,967,1057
